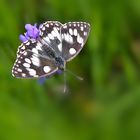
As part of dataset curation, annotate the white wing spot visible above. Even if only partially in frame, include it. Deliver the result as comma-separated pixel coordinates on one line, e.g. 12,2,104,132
31,55,40,65
48,33,54,40
64,33,73,44
46,24,49,27
58,43,62,52
84,32,87,36
23,63,30,68
36,42,42,50
32,48,38,54
80,26,84,31
63,25,67,29
26,42,30,45
42,26,45,31
51,30,57,37
43,66,51,73
34,75,39,78
64,33,69,42
27,68,36,76
44,36,50,43
69,48,76,55
73,24,76,27
25,58,31,64
17,68,22,72
31,39,36,43
61,34,64,39
69,35,73,43
22,73,26,77
21,46,25,50
23,52,27,56
53,27,61,41
32,59,40,67
74,29,77,36
69,28,73,35
77,34,84,44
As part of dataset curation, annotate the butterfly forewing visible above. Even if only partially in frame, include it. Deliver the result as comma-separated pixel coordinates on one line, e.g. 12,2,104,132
17,39,45,57
39,21,62,55
61,22,90,61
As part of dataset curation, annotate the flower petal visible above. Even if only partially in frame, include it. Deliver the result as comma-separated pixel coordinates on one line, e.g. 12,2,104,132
19,23,39,42
25,24,33,31
38,77,47,84
19,34,28,42
33,28,39,38
56,70,63,74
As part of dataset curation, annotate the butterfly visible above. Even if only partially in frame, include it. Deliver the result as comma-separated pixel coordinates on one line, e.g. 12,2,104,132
12,21,90,79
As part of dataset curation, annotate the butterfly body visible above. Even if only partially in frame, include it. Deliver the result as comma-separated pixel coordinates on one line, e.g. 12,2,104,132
38,39,65,70
12,21,90,78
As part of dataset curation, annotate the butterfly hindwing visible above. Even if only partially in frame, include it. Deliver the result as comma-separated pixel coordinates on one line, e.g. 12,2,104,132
39,21,62,55
12,50,58,78
61,22,90,61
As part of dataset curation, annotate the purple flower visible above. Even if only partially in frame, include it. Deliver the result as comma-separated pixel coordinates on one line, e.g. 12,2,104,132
38,77,47,85
19,23,39,43
56,69,63,74
38,70,63,84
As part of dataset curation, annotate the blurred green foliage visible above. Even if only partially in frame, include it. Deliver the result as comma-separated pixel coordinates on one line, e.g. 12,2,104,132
0,0,140,139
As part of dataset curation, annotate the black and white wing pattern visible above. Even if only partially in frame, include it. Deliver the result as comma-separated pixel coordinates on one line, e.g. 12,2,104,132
61,22,90,61
39,21,62,55
12,21,90,79
12,39,58,78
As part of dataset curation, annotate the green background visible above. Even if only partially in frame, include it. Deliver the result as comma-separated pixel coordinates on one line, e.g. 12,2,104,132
0,0,140,139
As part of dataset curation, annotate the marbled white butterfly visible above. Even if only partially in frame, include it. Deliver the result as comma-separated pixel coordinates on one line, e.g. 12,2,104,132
12,21,90,79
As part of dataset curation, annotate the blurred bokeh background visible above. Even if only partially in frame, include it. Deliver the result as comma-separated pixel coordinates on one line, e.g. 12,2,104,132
0,0,140,139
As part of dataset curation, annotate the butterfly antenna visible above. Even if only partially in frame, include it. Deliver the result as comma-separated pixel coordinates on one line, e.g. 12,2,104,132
65,69,84,81
63,70,67,93
63,63,68,93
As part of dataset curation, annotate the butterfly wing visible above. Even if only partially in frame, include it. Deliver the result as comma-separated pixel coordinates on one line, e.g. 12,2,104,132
17,39,42,58
12,40,58,78
61,22,90,61
39,21,62,55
